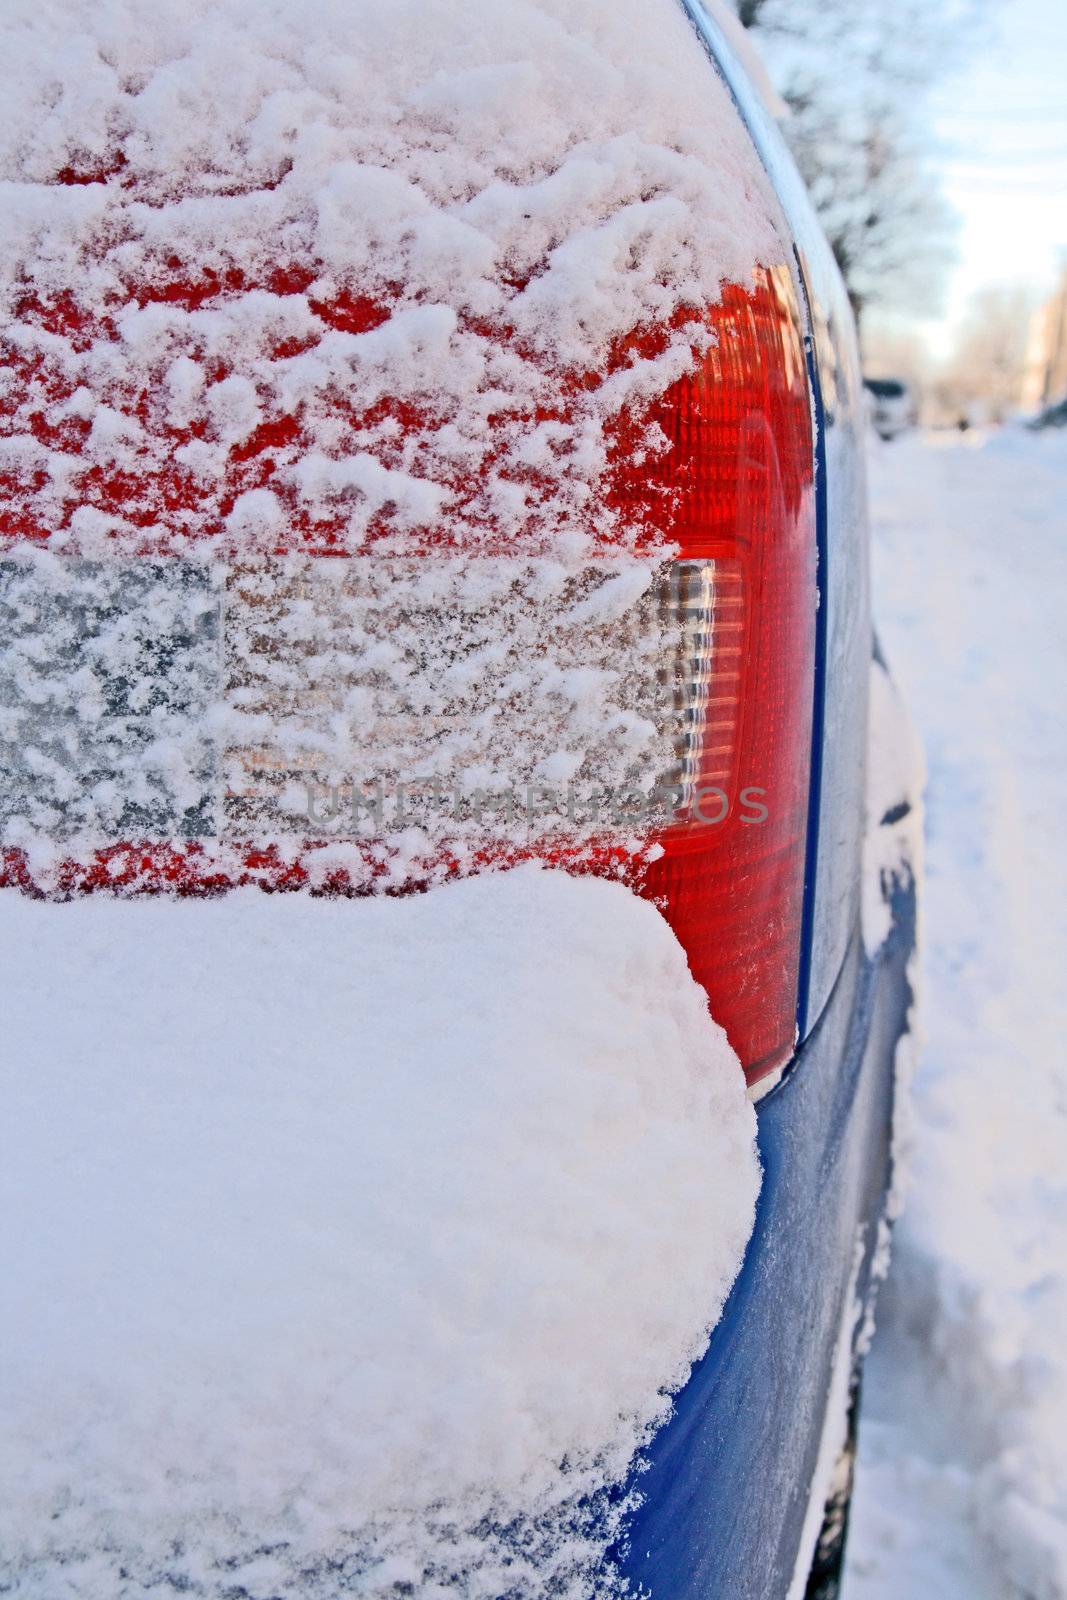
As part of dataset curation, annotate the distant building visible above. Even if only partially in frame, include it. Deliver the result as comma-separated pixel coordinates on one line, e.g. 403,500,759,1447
1022,268,1067,412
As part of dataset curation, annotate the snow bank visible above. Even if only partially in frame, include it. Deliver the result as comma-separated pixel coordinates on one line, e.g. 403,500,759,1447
862,656,924,959
844,430,1067,1600
0,866,760,1597
861,656,924,1220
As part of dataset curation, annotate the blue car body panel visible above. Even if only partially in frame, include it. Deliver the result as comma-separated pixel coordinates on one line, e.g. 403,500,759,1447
607,10,919,1596
617,878,916,1597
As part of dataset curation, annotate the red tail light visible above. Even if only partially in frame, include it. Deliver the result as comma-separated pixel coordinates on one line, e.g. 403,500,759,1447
1,265,815,1085
626,267,817,1082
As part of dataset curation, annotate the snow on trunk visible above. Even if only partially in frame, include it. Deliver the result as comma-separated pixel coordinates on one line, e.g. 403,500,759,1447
0,867,761,1596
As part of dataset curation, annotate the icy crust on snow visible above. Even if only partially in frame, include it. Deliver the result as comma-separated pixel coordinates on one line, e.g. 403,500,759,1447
862,657,924,958
0,867,761,1597
861,656,924,1215
0,0,784,557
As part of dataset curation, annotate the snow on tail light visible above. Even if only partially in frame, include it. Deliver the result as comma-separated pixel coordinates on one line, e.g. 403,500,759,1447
0,267,814,1082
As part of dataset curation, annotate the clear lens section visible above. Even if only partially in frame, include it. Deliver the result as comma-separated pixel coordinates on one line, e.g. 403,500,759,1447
222,556,683,835
667,559,742,801
0,553,736,854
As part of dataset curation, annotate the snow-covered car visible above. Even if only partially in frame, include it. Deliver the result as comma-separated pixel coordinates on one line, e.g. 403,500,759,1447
0,2,918,1598
864,376,919,440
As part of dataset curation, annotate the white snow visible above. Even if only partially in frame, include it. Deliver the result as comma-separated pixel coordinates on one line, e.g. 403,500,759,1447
0,864,760,1598
844,428,1067,1600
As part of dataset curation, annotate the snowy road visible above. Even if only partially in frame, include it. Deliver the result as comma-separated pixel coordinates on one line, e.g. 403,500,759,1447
843,430,1067,1600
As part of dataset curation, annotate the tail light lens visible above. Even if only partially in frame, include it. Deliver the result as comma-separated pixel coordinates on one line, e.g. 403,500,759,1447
0,267,815,1085
630,268,818,1081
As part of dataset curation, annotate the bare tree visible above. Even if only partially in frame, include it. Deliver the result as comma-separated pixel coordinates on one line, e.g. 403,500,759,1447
731,0,985,330
936,286,1034,422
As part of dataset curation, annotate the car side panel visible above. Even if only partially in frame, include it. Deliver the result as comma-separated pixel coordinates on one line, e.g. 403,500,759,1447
616,878,916,1597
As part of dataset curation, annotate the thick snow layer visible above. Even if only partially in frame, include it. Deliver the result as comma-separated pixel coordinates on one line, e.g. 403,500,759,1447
0,865,760,1598
843,430,1067,1600
0,0,784,557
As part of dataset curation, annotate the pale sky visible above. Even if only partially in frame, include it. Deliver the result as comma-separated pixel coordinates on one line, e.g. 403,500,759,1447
919,0,1066,352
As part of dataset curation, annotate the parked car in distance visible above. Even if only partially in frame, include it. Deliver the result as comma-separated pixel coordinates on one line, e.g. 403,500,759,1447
864,375,919,440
